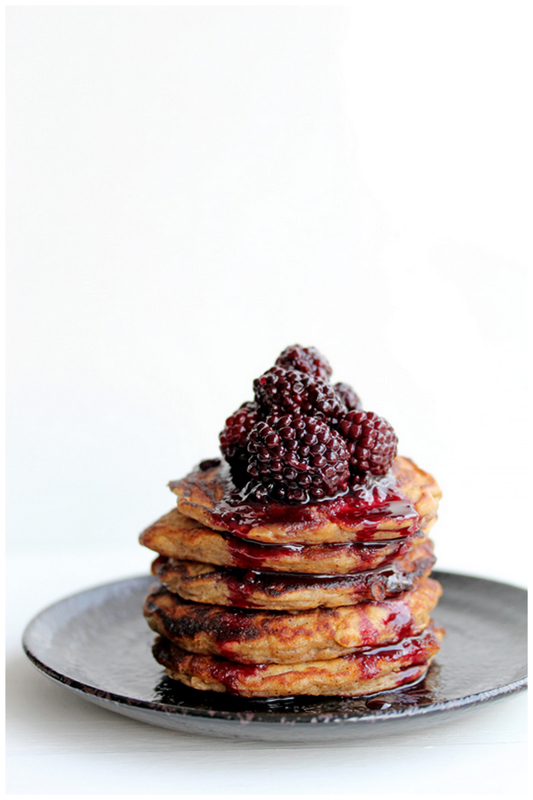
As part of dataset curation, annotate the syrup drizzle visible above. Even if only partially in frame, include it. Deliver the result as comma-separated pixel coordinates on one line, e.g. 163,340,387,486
223,531,423,573
220,547,435,608
179,462,419,541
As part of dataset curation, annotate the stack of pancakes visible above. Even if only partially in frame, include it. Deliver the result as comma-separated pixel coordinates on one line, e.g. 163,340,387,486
141,455,443,698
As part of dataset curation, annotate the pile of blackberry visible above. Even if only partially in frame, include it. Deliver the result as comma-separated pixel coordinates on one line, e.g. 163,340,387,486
219,345,397,503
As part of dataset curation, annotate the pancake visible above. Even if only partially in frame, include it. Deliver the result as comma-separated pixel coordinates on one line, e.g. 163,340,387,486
144,577,441,664
152,624,444,697
151,540,435,611
140,507,436,574
169,455,441,544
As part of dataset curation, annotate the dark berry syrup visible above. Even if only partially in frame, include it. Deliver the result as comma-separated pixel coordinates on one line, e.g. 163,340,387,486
220,546,434,608
222,531,423,573
174,460,419,542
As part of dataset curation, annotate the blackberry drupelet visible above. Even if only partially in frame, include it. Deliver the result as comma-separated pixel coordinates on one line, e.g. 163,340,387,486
337,410,398,476
247,414,350,503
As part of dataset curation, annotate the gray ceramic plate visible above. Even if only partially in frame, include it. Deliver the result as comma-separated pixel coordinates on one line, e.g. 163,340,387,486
22,571,527,741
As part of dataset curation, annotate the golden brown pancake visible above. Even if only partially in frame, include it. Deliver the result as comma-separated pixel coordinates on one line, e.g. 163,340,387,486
144,577,441,664
169,456,441,544
140,507,436,574
151,540,435,611
152,624,444,697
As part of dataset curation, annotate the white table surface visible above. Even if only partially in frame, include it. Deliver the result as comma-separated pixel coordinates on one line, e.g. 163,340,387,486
6,547,528,796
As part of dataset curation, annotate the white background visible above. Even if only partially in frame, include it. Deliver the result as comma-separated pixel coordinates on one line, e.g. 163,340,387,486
7,2,530,584
6,3,530,794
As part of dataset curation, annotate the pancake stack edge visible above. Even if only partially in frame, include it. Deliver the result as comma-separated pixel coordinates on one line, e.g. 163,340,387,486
139,456,444,698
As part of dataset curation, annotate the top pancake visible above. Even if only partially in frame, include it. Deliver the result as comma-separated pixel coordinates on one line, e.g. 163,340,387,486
169,455,441,544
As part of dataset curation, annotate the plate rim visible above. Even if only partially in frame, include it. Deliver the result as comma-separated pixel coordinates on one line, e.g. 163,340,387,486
22,571,528,727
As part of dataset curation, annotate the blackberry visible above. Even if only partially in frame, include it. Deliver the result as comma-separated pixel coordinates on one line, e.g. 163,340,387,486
247,414,350,503
275,345,332,381
333,382,362,412
199,458,221,471
254,367,345,424
219,402,258,481
337,410,398,476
